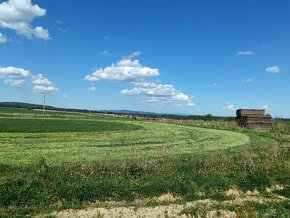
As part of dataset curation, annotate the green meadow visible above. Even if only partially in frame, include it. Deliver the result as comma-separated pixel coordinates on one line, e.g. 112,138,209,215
0,107,289,217
0,117,248,165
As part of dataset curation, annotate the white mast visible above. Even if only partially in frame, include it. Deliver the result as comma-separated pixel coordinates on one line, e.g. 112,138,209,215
42,92,48,116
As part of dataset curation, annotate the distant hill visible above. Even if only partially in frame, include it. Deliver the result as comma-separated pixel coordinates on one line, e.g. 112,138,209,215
0,101,237,121
0,102,161,114
0,102,55,110
0,102,90,113
101,109,158,115
0,102,159,115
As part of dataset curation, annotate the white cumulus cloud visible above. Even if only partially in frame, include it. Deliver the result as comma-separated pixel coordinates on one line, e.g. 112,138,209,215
0,66,57,92
0,32,7,43
0,66,30,86
0,66,30,78
121,82,194,106
0,0,49,40
84,53,159,82
33,85,57,93
32,74,52,85
32,74,57,93
85,52,194,107
4,78,25,87
265,66,280,73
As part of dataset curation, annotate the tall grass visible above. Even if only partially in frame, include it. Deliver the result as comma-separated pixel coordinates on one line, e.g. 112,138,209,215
0,139,288,217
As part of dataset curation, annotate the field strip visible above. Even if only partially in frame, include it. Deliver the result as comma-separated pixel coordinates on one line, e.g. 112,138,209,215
0,118,250,165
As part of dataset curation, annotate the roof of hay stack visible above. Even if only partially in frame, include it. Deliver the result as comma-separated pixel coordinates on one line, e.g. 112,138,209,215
236,109,265,117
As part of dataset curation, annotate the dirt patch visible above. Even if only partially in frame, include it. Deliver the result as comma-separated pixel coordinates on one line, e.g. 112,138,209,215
48,200,235,218
43,188,288,218
226,188,240,196
156,193,180,203
46,197,286,218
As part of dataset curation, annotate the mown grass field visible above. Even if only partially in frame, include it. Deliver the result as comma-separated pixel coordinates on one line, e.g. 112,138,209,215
0,107,289,217
0,116,248,165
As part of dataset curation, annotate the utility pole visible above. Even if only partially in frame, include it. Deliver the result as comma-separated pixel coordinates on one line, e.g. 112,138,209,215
42,92,47,116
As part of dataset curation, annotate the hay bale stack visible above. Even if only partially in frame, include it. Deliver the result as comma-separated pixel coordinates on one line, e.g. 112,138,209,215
236,109,273,130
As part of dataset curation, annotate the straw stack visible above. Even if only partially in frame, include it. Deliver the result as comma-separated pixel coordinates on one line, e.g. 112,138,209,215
236,109,273,130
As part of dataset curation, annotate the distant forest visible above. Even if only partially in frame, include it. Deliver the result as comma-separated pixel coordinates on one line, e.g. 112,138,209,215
0,101,235,121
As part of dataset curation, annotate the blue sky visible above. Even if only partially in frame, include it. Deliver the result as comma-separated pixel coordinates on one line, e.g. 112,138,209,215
0,0,289,117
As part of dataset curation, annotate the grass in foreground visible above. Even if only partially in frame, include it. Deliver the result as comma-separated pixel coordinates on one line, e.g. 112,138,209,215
0,141,288,217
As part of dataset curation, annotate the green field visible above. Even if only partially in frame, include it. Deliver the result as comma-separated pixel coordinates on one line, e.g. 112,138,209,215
0,107,289,217
0,117,142,133
0,115,249,165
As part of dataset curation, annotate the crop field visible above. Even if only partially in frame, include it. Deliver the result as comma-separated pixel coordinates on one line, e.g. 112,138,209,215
0,107,289,217
0,115,248,165
0,117,142,133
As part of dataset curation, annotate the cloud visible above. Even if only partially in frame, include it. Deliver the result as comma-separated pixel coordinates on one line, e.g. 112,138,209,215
62,93,68,98
265,66,280,73
99,50,110,56
121,82,194,106
57,27,66,33
0,66,31,86
84,53,159,82
0,32,7,43
56,20,66,33
0,66,30,78
32,74,52,85
261,104,269,110
4,78,26,87
33,85,57,93
237,51,255,56
89,86,96,91
32,74,57,93
125,51,141,59
241,78,254,83
223,102,236,111
85,52,194,107
0,0,49,40
0,66,57,92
